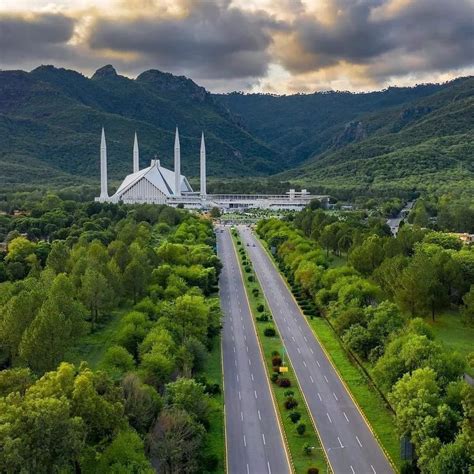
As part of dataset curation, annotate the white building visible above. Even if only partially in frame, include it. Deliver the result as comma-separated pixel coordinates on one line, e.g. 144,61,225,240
95,128,328,210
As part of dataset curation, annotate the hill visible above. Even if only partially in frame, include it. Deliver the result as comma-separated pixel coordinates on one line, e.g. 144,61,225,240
0,65,279,187
217,77,474,197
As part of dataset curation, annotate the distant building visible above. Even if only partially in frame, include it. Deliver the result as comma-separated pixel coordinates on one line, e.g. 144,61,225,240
95,128,328,210
453,233,474,245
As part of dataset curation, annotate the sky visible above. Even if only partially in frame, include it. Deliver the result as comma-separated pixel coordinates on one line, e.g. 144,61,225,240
0,0,473,93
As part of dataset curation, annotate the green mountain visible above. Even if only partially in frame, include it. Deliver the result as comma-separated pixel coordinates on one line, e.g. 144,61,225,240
217,77,474,197
1,64,472,198
0,65,279,187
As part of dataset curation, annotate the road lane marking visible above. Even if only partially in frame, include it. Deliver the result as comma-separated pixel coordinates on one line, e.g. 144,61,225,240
251,373,254,381
297,347,301,354
356,436,362,447
292,336,296,342
241,411,244,421
258,410,262,421
243,435,246,447
317,393,322,401
247,464,250,474
371,465,376,474
350,466,355,474
238,391,241,400
310,375,314,383
304,336,307,342
254,390,258,399
333,392,338,401
324,375,329,383
262,433,266,445
310,348,314,354
338,436,344,448
316,360,321,367
267,460,272,474
248,359,252,366
233,347,236,353
236,375,239,382
343,412,349,423
235,360,237,367
303,360,307,367
287,326,291,331
246,346,249,353
326,412,332,423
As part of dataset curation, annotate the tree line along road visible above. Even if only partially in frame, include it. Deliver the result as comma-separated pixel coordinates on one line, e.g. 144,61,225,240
238,225,394,474
217,226,291,474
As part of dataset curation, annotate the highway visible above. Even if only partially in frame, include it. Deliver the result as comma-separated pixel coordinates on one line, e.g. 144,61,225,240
217,226,291,474
239,226,394,474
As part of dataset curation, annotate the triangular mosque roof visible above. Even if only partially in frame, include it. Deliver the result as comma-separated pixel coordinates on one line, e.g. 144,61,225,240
112,160,193,198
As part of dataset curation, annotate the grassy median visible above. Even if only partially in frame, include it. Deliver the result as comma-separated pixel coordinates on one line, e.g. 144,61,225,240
232,229,328,474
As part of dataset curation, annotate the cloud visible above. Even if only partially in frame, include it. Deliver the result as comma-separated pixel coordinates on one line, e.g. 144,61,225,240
87,0,282,81
275,0,474,82
0,13,76,64
0,0,472,92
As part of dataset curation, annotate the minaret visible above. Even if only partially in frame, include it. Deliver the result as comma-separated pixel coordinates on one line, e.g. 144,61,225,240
100,127,108,199
174,127,181,196
200,132,206,198
133,132,139,173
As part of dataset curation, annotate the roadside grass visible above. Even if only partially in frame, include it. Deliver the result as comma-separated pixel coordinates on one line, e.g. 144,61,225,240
197,337,225,474
64,308,127,368
232,231,328,474
427,310,474,376
257,236,401,471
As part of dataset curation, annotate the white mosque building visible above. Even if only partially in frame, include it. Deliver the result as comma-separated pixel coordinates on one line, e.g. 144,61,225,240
95,127,328,210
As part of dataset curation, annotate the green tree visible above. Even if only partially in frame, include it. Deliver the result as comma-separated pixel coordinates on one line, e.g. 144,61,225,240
46,240,70,274
80,267,113,328
19,274,87,373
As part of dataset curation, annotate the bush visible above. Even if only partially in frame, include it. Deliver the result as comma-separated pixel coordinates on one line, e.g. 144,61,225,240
289,411,301,424
256,314,269,322
252,288,259,297
245,266,251,273
272,366,280,373
272,356,282,366
264,327,276,337
271,373,279,383
284,390,294,397
307,468,319,474
257,304,265,313
303,444,313,455
248,276,254,282
271,351,280,357
284,397,298,410
296,423,306,435
279,378,291,388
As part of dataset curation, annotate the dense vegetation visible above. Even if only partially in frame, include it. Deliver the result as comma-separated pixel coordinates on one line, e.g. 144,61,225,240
0,64,278,186
219,76,474,198
257,209,474,473
1,64,472,200
0,197,224,472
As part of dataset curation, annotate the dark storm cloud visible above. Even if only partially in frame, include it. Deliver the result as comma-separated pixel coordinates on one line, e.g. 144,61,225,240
88,1,282,80
279,0,474,78
0,13,75,64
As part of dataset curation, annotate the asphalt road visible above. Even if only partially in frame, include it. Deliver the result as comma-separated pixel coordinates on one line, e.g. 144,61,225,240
239,226,394,474
217,226,291,474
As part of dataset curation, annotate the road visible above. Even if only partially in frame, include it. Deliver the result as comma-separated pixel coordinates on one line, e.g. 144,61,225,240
217,226,291,474
387,201,415,236
239,226,394,474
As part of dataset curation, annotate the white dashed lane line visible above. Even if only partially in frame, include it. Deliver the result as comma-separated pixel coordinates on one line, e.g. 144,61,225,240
356,436,363,447
326,412,332,423
343,412,349,423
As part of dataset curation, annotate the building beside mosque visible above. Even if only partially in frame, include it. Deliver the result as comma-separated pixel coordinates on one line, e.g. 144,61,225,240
95,128,328,210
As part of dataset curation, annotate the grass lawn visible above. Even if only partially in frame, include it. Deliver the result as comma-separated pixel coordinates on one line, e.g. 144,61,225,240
233,232,328,474
257,236,401,471
197,337,225,474
428,310,474,376
64,307,128,368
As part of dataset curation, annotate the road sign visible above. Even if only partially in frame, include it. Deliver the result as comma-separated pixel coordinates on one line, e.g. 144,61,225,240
279,367,288,373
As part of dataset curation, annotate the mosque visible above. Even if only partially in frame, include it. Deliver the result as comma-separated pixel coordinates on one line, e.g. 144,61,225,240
95,128,328,210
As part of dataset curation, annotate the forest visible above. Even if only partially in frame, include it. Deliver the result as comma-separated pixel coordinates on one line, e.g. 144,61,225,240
0,196,224,473
257,209,474,473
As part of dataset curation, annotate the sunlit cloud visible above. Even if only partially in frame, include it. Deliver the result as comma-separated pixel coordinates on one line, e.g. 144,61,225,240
0,0,472,93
